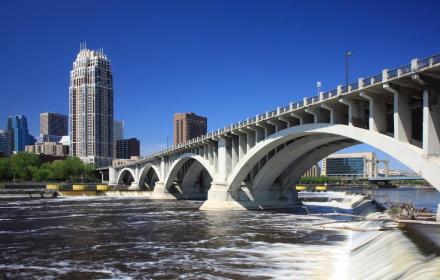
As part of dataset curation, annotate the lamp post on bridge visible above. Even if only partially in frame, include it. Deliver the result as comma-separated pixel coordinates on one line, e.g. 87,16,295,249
345,51,353,86
166,136,171,148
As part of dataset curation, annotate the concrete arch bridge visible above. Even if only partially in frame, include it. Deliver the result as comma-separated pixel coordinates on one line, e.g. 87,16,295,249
108,54,440,210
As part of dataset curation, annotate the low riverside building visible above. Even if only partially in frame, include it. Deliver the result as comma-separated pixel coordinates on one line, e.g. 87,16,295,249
112,156,141,167
322,152,376,179
25,142,69,157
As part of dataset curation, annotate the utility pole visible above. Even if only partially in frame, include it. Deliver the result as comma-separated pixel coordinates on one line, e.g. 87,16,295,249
345,51,352,86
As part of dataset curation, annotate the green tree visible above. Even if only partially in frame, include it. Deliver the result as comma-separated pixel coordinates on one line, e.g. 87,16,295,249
10,153,40,181
0,157,12,181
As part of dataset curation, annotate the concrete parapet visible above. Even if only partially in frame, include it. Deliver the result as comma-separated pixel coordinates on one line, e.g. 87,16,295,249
72,184,85,191
96,184,109,191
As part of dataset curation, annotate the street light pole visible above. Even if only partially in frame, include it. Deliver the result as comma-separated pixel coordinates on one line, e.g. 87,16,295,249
166,136,171,148
345,51,352,86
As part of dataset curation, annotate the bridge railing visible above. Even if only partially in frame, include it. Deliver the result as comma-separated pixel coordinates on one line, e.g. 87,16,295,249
388,67,399,78
362,77,372,87
371,74,383,84
400,64,412,75
125,52,440,166
349,81,358,91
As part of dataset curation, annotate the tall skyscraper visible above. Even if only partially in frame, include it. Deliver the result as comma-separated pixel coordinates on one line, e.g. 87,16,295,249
113,120,124,158
174,113,207,144
40,112,68,138
69,44,113,167
0,130,9,156
7,115,31,153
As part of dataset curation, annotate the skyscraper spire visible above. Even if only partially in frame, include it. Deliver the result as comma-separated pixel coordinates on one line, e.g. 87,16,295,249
79,42,87,51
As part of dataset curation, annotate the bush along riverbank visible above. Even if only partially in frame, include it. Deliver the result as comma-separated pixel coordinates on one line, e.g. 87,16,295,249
0,153,98,182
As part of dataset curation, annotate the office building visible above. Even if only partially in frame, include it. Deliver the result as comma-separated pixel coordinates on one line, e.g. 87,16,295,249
59,135,70,146
25,142,69,157
174,113,207,144
116,138,140,159
322,152,376,178
37,135,62,143
7,115,31,153
40,112,68,137
113,120,124,158
69,44,113,167
302,164,321,178
0,130,9,156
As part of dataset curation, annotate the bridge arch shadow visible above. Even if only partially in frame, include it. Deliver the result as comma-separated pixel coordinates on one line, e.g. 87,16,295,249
138,164,161,191
164,154,217,200
117,168,136,186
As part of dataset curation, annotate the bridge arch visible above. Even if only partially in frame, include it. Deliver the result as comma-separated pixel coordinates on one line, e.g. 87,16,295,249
227,123,440,192
164,153,217,198
117,168,136,186
138,163,161,190
251,135,355,191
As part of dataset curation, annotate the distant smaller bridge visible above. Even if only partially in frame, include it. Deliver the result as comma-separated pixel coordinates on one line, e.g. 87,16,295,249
368,176,424,182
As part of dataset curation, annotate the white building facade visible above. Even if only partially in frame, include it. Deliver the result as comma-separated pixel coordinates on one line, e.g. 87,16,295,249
69,44,113,167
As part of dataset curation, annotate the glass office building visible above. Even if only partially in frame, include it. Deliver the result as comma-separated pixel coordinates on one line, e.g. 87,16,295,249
322,152,376,178
7,115,32,153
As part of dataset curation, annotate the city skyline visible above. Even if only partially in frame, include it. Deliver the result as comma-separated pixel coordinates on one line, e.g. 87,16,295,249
1,1,440,170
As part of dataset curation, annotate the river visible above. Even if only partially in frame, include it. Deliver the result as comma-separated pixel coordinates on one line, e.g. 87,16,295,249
0,188,439,279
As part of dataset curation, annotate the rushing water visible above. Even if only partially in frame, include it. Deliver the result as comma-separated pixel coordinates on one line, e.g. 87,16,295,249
0,197,350,279
1,189,439,280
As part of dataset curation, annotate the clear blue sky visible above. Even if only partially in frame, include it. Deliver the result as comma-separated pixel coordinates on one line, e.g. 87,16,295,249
1,0,439,170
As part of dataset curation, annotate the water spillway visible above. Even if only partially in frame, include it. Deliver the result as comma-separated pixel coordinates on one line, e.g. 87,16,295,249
347,214,440,279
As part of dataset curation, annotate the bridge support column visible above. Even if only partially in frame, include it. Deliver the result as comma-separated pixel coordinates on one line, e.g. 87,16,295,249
200,183,300,211
231,135,239,169
305,107,330,123
340,97,366,128
151,181,177,199
384,84,412,142
108,167,118,186
321,103,347,124
423,88,440,156
360,91,388,133
244,129,256,150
